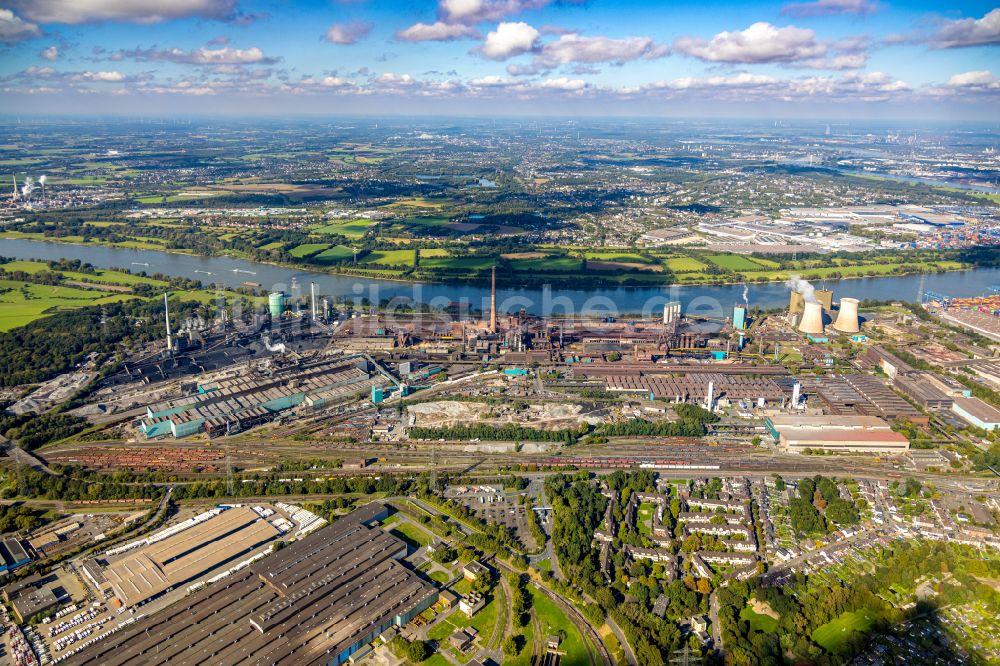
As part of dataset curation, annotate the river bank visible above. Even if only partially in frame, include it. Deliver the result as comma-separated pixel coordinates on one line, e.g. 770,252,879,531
3,238,999,317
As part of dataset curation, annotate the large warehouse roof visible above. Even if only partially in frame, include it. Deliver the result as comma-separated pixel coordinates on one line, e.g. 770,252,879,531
63,504,437,666
102,506,279,606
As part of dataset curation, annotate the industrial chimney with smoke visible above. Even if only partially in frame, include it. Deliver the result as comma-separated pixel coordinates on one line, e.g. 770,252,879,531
798,301,825,335
833,297,861,333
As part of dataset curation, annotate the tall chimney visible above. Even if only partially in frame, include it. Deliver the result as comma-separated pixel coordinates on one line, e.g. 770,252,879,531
310,282,317,320
833,298,861,333
12,175,17,202
164,293,173,352
490,265,497,333
798,301,824,335
792,382,801,409
706,381,714,411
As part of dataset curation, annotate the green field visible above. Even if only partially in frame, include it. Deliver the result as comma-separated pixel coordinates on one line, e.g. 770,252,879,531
811,609,875,653
419,255,495,270
362,249,415,267
315,219,374,239
0,280,136,331
740,606,780,632
663,256,708,272
707,254,764,271
313,245,355,263
509,255,582,272
583,251,653,263
288,243,329,258
0,261,167,287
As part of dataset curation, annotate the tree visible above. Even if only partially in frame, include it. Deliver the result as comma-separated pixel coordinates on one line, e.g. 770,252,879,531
696,578,712,595
503,635,524,656
406,639,432,662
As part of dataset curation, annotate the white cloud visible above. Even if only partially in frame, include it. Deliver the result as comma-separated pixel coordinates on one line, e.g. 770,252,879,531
374,72,415,86
8,0,239,25
795,54,867,70
323,21,373,45
479,21,539,60
675,22,826,64
945,70,999,89
80,70,126,82
0,9,41,42
469,75,515,87
534,34,668,68
395,21,479,42
931,8,1000,48
439,0,549,25
781,0,877,18
111,46,278,65
540,76,586,91
39,45,60,60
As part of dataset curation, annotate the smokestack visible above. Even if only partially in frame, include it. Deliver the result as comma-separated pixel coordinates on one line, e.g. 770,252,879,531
798,301,824,335
39,175,46,199
12,175,17,202
792,382,801,409
706,381,714,412
490,265,497,333
310,282,317,320
164,293,173,352
833,298,861,333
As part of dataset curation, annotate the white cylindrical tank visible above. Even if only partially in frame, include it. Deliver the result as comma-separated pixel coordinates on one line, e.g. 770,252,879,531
833,297,861,333
798,301,824,335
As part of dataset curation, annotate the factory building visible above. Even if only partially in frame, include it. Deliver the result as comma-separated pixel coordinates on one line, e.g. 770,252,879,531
88,506,281,608
766,415,910,453
63,504,437,666
139,357,381,439
804,374,928,425
951,396,1000,431
604,373,787,406
0,538,32,574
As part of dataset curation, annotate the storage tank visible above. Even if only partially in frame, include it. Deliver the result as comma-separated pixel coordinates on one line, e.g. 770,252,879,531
268,292,286,318
833,297,861,333
798,301,824,335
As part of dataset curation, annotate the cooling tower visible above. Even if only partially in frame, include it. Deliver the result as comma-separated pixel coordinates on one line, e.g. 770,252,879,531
798,301,825,335
833,297,861,333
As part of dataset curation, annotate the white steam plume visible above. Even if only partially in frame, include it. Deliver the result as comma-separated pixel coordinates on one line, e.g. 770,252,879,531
38,174,46,197
786,275,817,304
742,284,749,307
20,176,34,199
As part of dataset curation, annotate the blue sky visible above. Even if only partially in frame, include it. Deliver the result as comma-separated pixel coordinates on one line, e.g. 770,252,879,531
0,0,998,118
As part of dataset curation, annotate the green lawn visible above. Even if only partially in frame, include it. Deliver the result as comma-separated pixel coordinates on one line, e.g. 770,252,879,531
529,587,589,666
389,521,432,548
740,606,780,632
636,503,655,535
812,609,876,653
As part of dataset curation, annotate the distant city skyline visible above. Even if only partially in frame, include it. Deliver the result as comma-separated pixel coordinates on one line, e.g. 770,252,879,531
0,0,998,119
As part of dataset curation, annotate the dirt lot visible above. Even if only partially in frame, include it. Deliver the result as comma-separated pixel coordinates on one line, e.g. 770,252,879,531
406,400,606,430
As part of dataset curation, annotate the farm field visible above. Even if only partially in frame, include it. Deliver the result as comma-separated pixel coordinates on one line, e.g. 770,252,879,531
288,243,329,258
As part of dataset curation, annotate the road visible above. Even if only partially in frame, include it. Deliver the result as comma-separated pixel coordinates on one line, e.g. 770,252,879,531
708,591,723,657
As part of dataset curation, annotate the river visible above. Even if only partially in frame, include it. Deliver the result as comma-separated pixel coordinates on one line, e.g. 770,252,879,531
3,238,998,318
